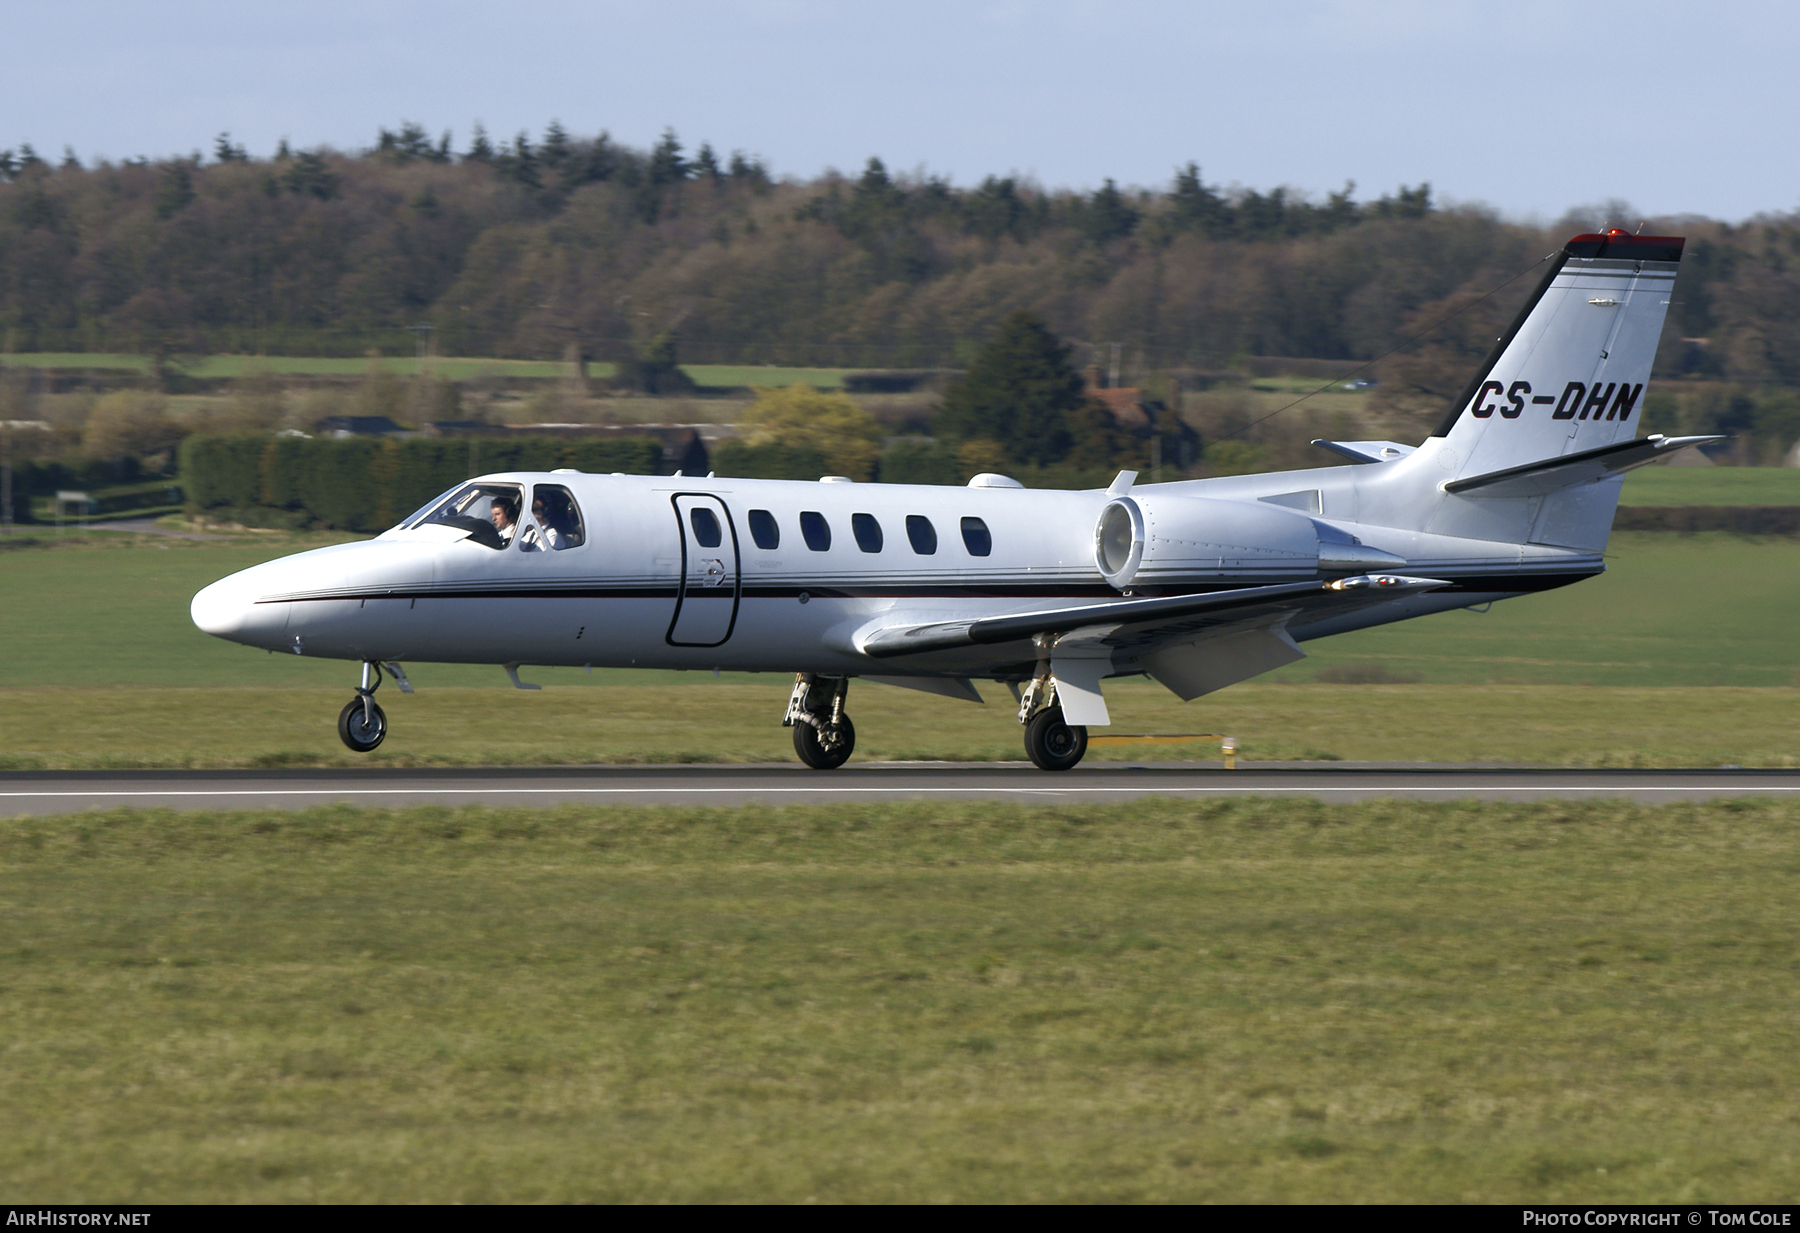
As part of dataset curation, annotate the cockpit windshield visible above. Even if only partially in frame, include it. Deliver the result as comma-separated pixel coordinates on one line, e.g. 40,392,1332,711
405,482,526,549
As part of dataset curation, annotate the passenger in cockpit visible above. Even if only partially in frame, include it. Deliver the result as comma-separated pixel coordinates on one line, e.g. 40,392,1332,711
530,496,563,550
490,496,519,545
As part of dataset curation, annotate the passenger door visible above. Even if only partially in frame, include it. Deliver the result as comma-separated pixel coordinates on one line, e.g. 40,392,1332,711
667,494,740,646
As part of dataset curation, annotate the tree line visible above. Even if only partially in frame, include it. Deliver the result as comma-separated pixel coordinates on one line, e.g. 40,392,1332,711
5,119,1744,376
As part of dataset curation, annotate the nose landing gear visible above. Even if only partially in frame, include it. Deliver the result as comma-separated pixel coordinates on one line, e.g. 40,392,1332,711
784,674,855,770
336,661,403,753
338,696,387,752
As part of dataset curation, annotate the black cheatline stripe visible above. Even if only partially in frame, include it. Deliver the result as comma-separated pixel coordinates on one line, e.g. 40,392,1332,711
265,586,682,603
262,570,1598,606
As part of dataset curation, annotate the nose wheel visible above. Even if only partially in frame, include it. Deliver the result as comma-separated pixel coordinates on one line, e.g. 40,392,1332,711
336,660,404,753
338,697,387,752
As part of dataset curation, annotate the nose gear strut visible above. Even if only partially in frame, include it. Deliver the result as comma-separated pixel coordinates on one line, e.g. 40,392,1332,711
336,660,390,753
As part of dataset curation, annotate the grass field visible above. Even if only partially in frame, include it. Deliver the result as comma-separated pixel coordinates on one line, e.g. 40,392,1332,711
4,797,1798,1202
4,529,1796,690
2,528,1797,767
0,353,853,389
1619,466,1800,506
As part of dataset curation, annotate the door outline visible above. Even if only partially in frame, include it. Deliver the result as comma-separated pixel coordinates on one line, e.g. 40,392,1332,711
666,493,742,647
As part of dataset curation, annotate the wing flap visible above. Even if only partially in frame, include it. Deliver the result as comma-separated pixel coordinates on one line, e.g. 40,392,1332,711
854,574,1450,661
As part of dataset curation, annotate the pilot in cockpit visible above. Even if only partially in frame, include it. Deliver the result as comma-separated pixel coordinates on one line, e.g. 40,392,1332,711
489,496,519,544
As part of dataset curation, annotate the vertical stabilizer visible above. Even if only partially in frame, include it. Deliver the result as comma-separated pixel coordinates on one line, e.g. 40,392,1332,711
1421,231,1683,548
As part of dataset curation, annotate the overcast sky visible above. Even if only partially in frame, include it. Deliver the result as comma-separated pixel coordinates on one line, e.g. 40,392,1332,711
6,0,1793,224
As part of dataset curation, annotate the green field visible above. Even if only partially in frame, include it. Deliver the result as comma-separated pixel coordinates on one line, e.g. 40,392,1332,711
4,797,1798,1202
0,353,852,389
1620,466,1800,506
4,529,1795,690
2,528,1798,768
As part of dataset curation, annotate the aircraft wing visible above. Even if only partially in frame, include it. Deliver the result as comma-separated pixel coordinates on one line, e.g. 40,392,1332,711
1444,434,1724,497
853,573,1449,661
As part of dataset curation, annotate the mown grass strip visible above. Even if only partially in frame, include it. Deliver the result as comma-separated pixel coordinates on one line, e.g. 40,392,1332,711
3,682,1796,771
0,353,852,387
2,797,1797,1202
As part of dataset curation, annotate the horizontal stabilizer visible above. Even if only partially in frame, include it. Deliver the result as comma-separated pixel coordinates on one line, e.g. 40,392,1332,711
855,574,1449,660
1444,434,1724,498
1310,439,1418,465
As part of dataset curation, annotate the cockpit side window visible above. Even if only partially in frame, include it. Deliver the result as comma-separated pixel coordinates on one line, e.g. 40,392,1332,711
524,484,585,551
407,481,525,549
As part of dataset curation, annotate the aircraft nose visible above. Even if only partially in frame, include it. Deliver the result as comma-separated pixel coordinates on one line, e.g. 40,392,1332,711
191,576,252,637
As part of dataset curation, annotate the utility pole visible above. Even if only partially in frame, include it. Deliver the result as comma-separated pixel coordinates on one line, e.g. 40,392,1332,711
406,322,435,377
1,349,10,535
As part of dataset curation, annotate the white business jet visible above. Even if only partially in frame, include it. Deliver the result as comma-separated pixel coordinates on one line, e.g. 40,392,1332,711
192,231,1713,770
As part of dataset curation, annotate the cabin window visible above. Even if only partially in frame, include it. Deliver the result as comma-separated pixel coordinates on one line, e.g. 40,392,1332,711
689,507,723,548
518,484,585,552
747,508,779,550
852,513,883,553
405,481,525,550
960,516,992,557
800,511,831,551
905,515,937,555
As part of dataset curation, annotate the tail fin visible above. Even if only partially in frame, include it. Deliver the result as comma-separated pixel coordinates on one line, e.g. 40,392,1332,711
1425,231,1684,548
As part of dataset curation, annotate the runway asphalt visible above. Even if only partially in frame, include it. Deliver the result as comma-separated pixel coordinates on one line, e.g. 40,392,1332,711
4,763,1799,814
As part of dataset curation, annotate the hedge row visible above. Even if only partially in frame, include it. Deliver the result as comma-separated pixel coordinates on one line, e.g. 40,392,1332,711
6,456,151,498
710,439,967,485
708,439,1135,490
3,458,162,523
179,434,663,531
710,441,831,481
1612,505,1800,534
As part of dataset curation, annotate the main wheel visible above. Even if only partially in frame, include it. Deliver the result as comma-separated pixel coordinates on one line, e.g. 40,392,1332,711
337,698,387,753
1024,707,1087,771
793,715,855,770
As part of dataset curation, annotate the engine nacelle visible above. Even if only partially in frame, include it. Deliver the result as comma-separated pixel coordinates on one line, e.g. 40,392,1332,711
1093,494,1404,591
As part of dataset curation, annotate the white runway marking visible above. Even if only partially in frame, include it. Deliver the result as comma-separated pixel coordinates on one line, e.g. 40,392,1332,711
7,786,1800,800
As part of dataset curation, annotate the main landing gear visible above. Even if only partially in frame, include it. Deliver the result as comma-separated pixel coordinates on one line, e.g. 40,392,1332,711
784,674,856,769
336,661,411,753
1016,672,1088,772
